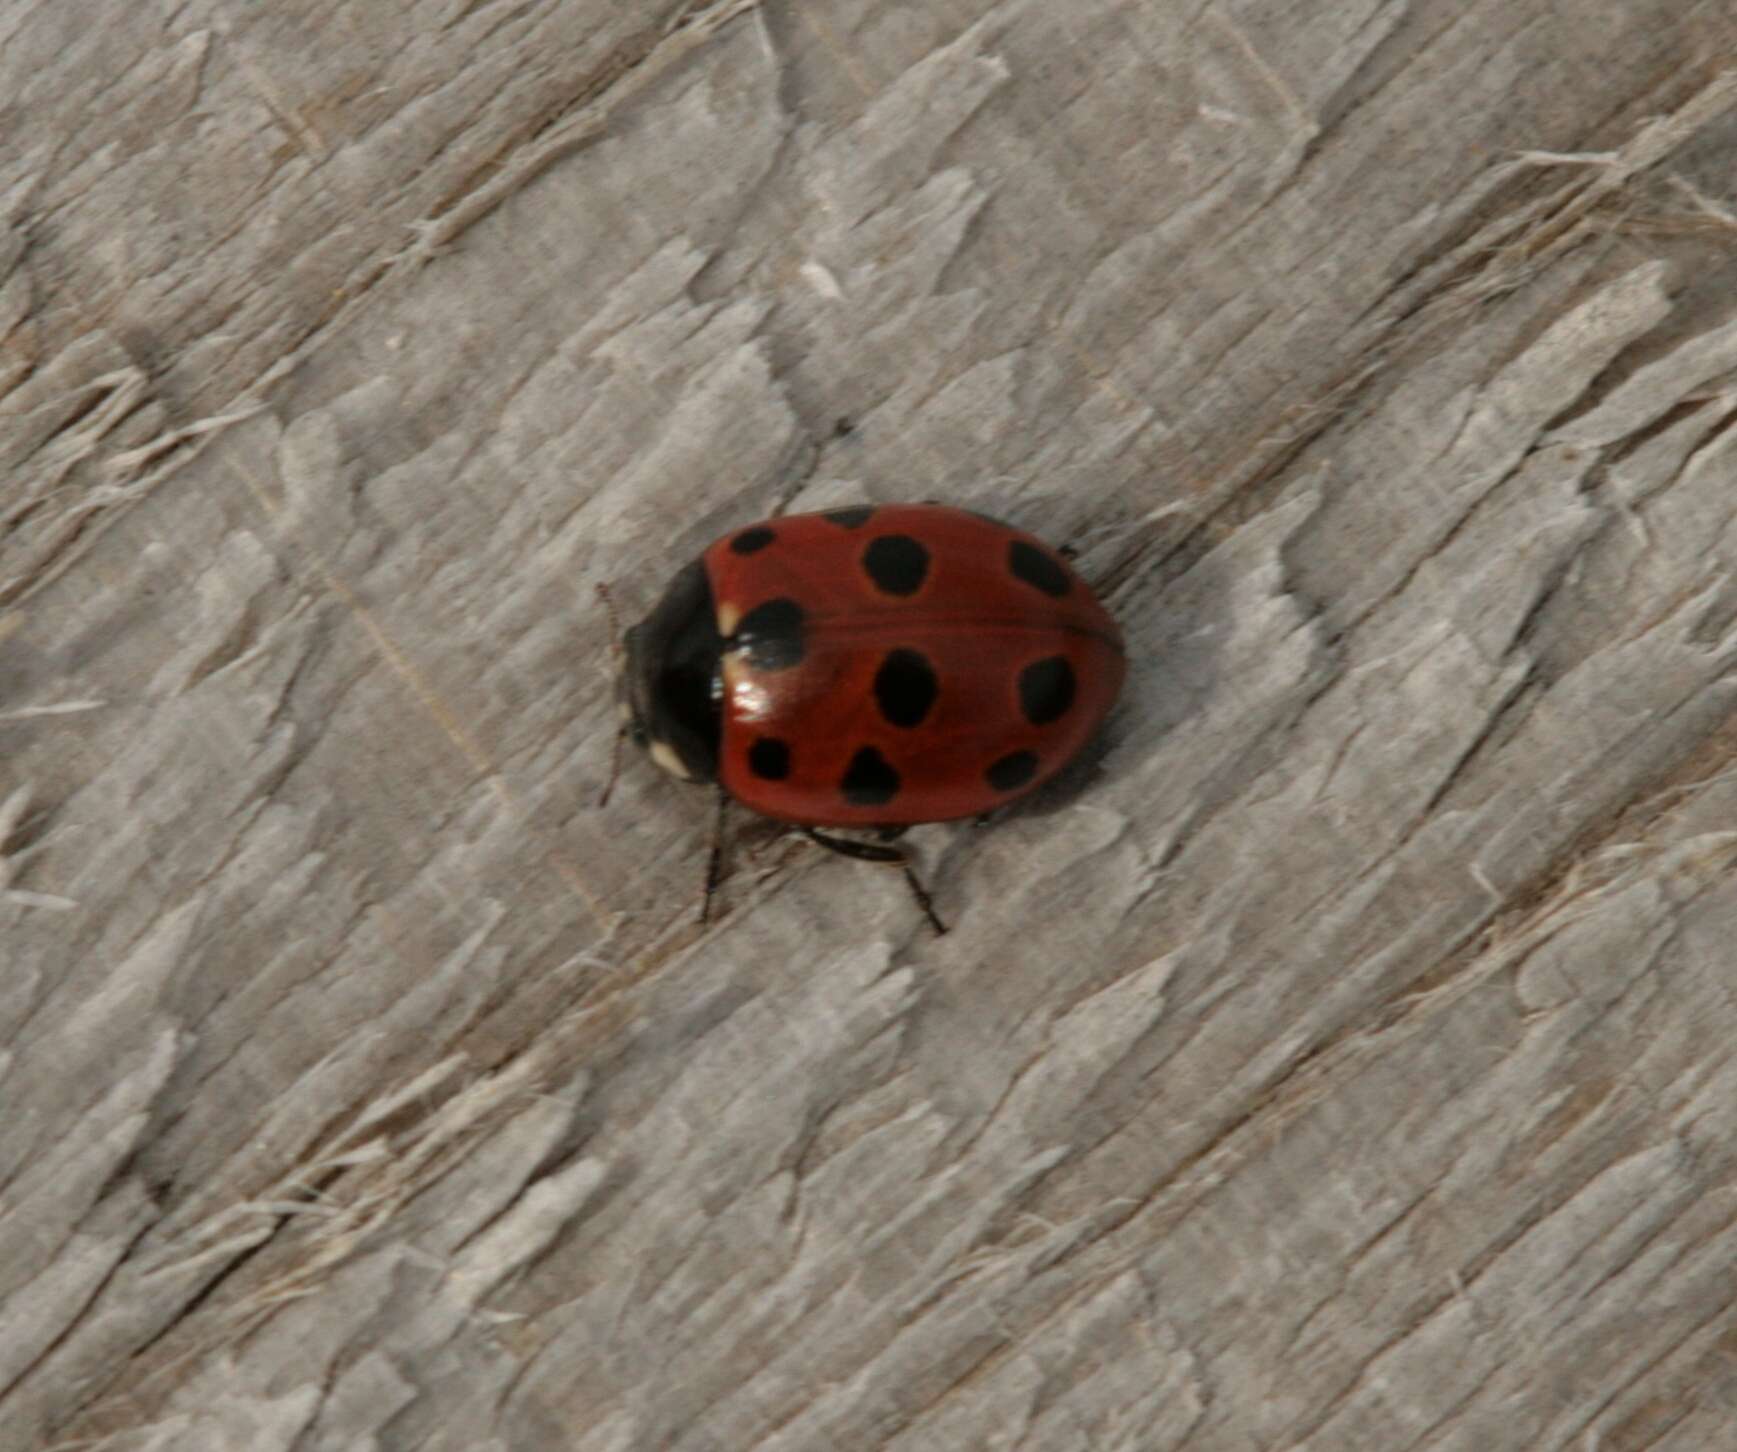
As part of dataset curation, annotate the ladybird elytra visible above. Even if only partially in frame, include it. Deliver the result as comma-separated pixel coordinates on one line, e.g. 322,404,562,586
618,503,1124,832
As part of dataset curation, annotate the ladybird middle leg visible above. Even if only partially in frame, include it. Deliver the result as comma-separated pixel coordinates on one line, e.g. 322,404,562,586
800,827,948,936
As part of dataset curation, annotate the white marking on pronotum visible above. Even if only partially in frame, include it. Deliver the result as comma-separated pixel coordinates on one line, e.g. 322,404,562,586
717,601,740,637
649,739,691,780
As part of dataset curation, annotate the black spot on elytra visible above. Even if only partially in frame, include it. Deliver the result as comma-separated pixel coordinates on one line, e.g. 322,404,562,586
985,750,1039,792
1008,539,1071,598
1018,656,1076,725
734,597,806,670
823,506,875,528
873,649,938,728
840,746,900,805
730,526,776,555
748,737,791,780
863,534,930,596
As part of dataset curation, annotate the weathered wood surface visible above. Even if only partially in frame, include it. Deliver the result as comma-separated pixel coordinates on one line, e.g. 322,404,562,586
5,1,1737,1447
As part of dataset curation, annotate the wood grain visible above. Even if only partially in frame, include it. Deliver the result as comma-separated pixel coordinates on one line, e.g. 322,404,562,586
5,2,1737,1448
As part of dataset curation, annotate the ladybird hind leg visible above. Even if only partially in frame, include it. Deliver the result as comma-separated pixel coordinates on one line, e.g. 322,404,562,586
801,828,947,936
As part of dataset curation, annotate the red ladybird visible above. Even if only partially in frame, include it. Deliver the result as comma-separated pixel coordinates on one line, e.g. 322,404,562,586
612,503,1125,931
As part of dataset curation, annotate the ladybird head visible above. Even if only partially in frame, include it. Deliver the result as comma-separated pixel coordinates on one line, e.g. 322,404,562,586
618,558,724,786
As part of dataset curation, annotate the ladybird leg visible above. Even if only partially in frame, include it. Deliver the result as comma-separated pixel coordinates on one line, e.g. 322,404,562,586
701,788,728,924
597,720,626,808
800,828,948,936
595,581,629,810
798,828,903,866
901,864,947,937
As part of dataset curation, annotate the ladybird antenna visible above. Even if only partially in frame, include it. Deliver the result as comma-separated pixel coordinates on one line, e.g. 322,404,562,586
596,582,626,808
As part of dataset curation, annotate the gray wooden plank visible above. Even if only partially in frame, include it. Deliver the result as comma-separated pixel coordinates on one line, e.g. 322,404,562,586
4,1,1737,1448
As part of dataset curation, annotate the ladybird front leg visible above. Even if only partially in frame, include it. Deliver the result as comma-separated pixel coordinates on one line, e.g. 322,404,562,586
700,787,729,924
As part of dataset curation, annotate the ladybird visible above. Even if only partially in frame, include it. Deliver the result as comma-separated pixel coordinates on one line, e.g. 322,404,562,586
610,503,1125,931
